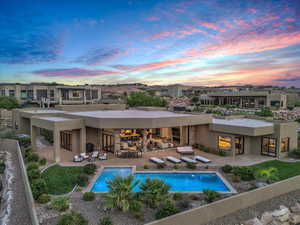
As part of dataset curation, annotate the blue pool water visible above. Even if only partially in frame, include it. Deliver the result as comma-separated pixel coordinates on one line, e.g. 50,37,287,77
91,167,231,192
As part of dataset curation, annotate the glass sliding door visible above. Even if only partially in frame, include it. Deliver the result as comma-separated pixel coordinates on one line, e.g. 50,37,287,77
235,136,244,155
261,137,277,157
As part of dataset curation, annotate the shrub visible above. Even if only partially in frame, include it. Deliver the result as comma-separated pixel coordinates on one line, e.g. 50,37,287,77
58,211,88,225
232,175,241,183
177,199,190,210
50,196,70,212
143,164,149,169
82,192,95,201
189,194,200,200
129,199,144,213
173,164,180,169
77,174,89,187
203,189,220,203
18,136,31,148
27,169,41,180
27,152,39,162
27,162,40,171
0,161,5,174
173,193,183,201
39,158,47,166
221,165,233,173
232,166,254,181
31,178,48,200
83,164,97,175
218,150,227,156
99,216,113,225
37,193,51,204
155,200,179,219
255,167,279,184
192,144,199,149
157,163,165,169
186,162,196,169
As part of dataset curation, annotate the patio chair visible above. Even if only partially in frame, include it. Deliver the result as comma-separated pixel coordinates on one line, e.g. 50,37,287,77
80,153,89,160
99,153,107,160
91,151,99,158
177,146,194,155
166,156,181,164
181,156,197,164
193,155,211,163
73,155,83,162
149,157,165,164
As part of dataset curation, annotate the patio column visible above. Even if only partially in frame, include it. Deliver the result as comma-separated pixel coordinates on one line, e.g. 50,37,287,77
58,89,62,105
142,129,147,152
53,129,61,162
114,129,121,155
31,125,37,152
80,127,86,154
180,126,188,146
231,136,236,160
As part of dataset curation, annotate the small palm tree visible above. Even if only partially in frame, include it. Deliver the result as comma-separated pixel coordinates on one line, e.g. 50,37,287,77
104,175,140,212
140,178,171,208
255,167,279,183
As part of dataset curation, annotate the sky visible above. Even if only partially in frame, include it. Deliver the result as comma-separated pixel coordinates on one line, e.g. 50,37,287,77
0,0,300,87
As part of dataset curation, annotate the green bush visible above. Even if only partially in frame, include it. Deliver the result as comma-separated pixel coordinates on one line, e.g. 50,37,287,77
58,211,88,225
221,165,233,173
218,150,227,156
50,196,70,212
99,216,113,225
155,200,179,219
189,194,200,200
232,166,255,181
18,136,31,148
0,161,5,174
77,174,89,187
173,193,183,201
27,152,39,162
177,199,190,210
27,169,41,180
157,163,165,169
82,192,95,201
173,164,180,169
31,178,48,200
37,193,51,204
0,96,19,109
83,164,97,175
39,158,47,166
192,144,199,149
255,107,273,117
186,162,196,169
143,164,149,169
255,167,279,183
203,189,220,203
27,162,40,171
127,91,167,107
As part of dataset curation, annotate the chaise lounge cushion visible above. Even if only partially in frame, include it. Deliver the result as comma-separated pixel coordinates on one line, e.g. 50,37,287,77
150,157,165,164
194,155,211,163
181,157,197,164
177,146,194,154
166,156,181,163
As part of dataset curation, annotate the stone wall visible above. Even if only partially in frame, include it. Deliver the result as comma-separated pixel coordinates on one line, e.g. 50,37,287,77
0,109,12,128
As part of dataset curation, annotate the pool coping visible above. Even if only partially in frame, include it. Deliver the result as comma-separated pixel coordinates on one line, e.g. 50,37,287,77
86,165,237,194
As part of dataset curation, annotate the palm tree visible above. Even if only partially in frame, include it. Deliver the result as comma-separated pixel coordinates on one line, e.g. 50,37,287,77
104,175,140,212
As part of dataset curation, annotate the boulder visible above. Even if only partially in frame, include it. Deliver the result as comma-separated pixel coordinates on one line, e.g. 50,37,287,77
272,205,290,217
276,213,290,222
243,217,263,225
290,214,300,224
260,212,273,225
291,202,300,213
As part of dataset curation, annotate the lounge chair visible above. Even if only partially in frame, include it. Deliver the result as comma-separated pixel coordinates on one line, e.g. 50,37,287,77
80,153,89,160
91,151,99,158
194,155,211,163
181,157,197,164
177,146,194,155
149,157,165,164
73,155,83,162
99,153,107,160
166,156,181,164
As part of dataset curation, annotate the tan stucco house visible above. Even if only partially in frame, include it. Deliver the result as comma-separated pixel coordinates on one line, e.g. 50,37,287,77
12,107,297,162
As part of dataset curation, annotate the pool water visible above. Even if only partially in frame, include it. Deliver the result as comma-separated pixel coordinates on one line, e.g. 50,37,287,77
91,167,231,192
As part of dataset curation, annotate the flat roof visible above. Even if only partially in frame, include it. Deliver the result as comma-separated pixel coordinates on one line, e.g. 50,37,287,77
25,110,64,114
38,117,73,122
212,118,273,128
66,110,196,119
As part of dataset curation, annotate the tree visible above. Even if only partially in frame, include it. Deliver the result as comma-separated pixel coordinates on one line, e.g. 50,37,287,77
126,92,167,107
255,107,273,117
140,178,171,208
0,96,19,109
191,96,199,104
104,175,140,212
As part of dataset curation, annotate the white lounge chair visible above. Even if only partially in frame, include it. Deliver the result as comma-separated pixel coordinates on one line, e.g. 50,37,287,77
181,157,197,164
80,153,89,160
166,156,181,164
194,155,211,163
73,155,83,162
91,151,99,158
99,153,107,160
149,157,165,164
177,146,194,155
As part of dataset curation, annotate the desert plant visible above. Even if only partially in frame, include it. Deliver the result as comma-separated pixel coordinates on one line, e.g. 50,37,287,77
155,200,179,219
50,196,70,212
173,164,180,169
157,163,165,169
173,193,183,201
189,194,200,200
77,174,89,187
177,199,190,210
221,164,233,173
99,216,113,225
31,178,48,200
58,211,88,225
186,162,196,169
104,175,140,212
82,192,95,201
143,164,149,169
232,166,254,181
37,193,51,204
140,178,170,208
255,167,279,183
203,189,220,203
83,163,97,175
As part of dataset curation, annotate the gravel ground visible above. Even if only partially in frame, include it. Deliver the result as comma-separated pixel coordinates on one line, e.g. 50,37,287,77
1,142,32,225
206,189,300,225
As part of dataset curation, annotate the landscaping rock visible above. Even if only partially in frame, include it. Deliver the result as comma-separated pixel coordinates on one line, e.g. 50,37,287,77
243,217,263,225
276,213,290,222
255,182,268,188
290,213,300,224
260,212,273,225
272,205,290,217
291,202,300,213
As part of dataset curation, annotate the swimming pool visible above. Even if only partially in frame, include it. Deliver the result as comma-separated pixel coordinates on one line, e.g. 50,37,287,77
90,167,233,193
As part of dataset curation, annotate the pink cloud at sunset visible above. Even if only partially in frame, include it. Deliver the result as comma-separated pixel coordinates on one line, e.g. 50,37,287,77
200,22,226,33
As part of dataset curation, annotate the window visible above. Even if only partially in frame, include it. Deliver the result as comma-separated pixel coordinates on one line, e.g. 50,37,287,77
281,137,289,152
9,90,15,97
61,131,72,151
92,90,98,99
72,91,81,98
218,136,232,150
1,90,5,96
50,90,55,98
27,90,33,100
261,137,277,157
21,90,27,99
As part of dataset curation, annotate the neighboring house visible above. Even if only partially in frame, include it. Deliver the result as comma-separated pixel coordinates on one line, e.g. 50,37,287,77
12,107,297,163
0,83,102,105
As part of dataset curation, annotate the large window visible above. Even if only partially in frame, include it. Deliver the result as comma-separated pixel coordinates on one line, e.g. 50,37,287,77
281,137,289,152
72,91,81,98
9,90,15,97
261,137,277,157
21,90,27,99
61,131,72,151
218,136,232,150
